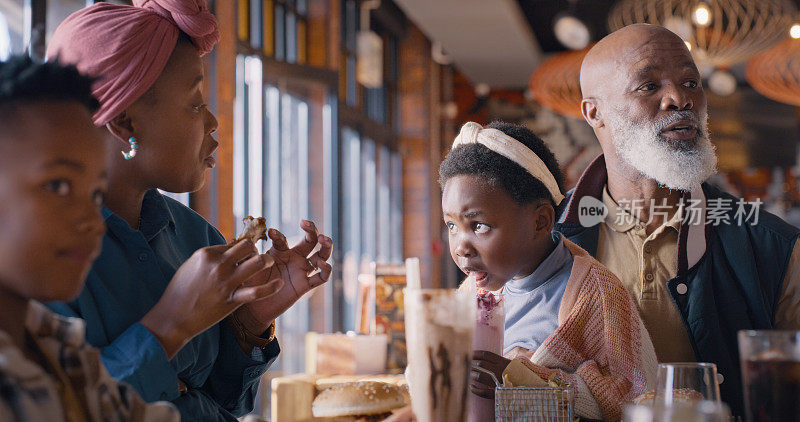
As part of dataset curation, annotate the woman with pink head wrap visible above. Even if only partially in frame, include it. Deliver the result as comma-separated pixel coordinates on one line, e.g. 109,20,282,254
46,1,333,420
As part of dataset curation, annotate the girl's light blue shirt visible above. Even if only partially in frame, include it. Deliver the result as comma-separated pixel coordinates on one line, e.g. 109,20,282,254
502,233,574,356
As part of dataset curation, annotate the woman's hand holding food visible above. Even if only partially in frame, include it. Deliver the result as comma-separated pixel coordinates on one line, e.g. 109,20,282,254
235,219,333,334
141,240,282,358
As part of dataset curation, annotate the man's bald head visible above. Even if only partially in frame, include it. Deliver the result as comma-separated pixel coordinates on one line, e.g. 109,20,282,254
580,24,690,100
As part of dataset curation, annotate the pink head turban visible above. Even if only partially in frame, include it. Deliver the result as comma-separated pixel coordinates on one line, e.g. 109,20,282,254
46,0,219,126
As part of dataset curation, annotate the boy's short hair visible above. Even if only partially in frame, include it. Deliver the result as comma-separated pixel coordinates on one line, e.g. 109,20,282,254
0,55,99,119
438,121,565,206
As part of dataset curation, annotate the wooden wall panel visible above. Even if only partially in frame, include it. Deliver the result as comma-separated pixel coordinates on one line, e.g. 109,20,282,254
307,0,329,68
327,0,341,72
398,24,444,288
213,0,237,240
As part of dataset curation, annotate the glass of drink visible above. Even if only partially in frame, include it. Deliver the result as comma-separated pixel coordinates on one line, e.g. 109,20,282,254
738,330,800,422
623,401,731,422
653,363,721,406
404,288,475,422
468,290,504,422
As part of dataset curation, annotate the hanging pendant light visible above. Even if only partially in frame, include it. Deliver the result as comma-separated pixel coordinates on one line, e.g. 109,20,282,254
608,0,797,68
528,45,593,118
746,29,800,106
553,0,591,50
708,69,737,96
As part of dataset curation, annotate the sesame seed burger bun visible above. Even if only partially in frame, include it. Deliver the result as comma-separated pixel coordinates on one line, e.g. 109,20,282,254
312,381,407,418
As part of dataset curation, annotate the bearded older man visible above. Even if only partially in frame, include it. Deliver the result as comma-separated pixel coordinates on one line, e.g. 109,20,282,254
554,24,800,415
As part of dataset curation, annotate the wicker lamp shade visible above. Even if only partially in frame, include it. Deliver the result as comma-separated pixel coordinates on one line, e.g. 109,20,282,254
746,38,800,106
529,45,592,118
607,0,797,68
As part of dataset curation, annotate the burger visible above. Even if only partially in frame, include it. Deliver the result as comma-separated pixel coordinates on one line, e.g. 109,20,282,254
311,381,408,421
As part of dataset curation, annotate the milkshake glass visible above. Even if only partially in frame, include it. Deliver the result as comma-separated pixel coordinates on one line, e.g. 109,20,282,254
405,288,475,422
469,290,505,422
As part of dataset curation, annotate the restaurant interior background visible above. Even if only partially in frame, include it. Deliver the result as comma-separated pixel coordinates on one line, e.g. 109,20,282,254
3,0,800,417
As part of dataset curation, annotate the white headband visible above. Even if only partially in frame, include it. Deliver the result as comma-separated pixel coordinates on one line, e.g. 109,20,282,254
452,122,564,206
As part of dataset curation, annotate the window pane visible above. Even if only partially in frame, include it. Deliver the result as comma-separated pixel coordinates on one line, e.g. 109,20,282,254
249,0,262,49
286,9,296,63
274,3,285,60
265,85,280,226
341,127,360,331
377,145,391,262
342,0,358,50
390,151,403,263
274,92,311,375
346,54,356,107
279,93,309,232
246,56,264,220
0,0,22,59
364,87,386,123
233,56,265,229
233,55,248,224
361,139,377,265
46,0,84,47
387,36,398,82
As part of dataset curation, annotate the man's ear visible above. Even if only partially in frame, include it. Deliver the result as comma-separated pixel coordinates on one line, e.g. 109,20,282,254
105,110,135,145
581,98,604,129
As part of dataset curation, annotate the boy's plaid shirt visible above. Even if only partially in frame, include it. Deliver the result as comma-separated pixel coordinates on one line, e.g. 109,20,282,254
0,301,179,422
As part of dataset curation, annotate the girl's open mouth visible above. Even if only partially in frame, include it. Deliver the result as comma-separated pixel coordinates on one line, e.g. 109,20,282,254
469,270,489,287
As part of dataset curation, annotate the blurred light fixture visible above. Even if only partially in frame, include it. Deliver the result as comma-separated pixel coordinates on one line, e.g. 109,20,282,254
553,13,591,50
609,0,797,68
474,83,491,97
357,31,383,88
553,0,591,50
790,23,800,39
442,102,458,120
693,2,712,27
431,41,452,65
746,37,800,106
523,89,535,102
529,44,593,118
708,70,737,96
698,63,715,78
356,0,383,88
664,16,693,41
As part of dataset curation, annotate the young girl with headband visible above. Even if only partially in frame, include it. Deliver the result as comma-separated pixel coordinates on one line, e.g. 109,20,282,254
440,121,657,421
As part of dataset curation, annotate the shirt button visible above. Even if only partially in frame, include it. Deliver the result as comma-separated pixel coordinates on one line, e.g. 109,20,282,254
677,283,688,295
645,273,654,281
717,373,724,384
160,392,167,400
138,252,148,262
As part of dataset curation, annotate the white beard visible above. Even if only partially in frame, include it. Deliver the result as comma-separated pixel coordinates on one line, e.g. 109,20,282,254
605,109,718,192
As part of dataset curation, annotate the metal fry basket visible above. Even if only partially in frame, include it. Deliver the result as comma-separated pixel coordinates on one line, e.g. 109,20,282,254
474,365,575,422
